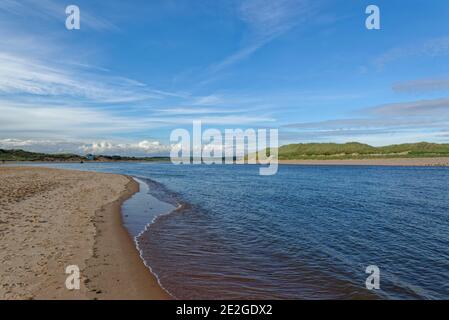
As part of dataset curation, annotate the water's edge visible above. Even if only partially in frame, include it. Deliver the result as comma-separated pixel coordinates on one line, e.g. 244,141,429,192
122,176,181,299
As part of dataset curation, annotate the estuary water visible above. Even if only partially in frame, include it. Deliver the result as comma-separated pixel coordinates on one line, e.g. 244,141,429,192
24,162,449,299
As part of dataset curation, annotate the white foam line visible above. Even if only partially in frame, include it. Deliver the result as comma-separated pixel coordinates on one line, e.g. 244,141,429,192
127,177,181,300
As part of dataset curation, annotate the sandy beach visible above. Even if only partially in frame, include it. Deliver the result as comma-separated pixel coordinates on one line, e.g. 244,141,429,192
0,166,169,300
279,157,449,166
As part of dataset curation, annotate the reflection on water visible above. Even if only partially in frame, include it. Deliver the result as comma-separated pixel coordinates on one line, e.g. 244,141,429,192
122,177,175,238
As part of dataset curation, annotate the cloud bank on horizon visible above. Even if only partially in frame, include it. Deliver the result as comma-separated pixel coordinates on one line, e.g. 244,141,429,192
1,0,449,156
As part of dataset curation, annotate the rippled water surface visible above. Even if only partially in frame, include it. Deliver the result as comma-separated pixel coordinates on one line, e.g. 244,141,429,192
25,163,449,299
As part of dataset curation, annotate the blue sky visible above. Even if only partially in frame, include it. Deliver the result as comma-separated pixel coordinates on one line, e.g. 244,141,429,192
1,0,449,155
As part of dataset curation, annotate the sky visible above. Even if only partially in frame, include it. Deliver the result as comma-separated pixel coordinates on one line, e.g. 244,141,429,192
1,0,449,156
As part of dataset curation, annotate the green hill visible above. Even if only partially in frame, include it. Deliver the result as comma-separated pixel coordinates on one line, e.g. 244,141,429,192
274,142,449,160
0,149,170,162
0,149,83,161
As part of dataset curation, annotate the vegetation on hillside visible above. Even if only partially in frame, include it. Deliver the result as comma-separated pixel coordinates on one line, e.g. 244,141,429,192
269,142,449,160
0,149,82,161
0,149,170,162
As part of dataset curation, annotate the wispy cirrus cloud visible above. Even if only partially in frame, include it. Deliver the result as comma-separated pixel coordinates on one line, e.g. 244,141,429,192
367,98,449,116
0,52,170,104
0,101,165,139
0,98,275,141
210,0,317,72
0,0,119,31
374,36,449,69
282,98,449,144
392,78,449,93
0,2,159,104
154,107,237,115
284,117,443,130
192,94,224,106
0,19,275,142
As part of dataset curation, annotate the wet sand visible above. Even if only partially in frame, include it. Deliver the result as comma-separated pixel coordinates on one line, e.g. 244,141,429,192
0,166,169,300
279,157,449,166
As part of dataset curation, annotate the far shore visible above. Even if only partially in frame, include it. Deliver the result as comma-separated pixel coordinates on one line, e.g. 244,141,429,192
2,157,449,167
0,160,171,164
0,166,169,300
279,157,449,166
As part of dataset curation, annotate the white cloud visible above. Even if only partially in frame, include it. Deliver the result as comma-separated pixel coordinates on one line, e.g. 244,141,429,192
80,140,171,156
0,138,171,156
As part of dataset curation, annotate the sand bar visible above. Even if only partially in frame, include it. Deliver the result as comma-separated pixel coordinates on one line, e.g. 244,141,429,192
0,166,169,300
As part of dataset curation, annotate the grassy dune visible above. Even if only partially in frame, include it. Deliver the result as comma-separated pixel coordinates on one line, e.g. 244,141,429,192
271,142,449,160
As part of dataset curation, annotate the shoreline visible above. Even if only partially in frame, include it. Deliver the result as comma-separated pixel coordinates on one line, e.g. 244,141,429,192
2,157,449,167
0,167,169,300
124,177,178,298
279,157,449,166
84,175,170,300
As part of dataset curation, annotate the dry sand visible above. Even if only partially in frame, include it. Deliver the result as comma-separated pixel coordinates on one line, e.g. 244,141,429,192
0,166,169,300
279,157,449,166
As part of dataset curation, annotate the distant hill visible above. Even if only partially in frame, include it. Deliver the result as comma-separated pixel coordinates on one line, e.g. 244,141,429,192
0,149,170,162
0,149,83,161
272,142,449,160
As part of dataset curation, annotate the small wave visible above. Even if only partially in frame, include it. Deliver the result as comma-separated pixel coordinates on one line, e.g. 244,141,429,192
125,177,190,299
